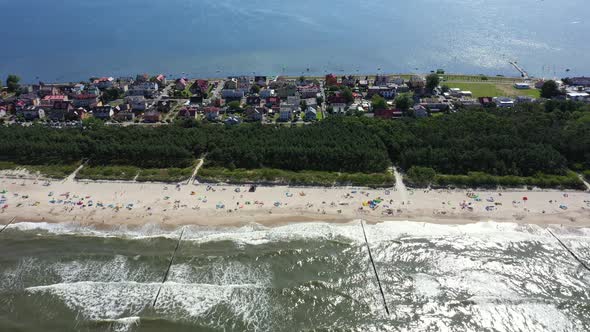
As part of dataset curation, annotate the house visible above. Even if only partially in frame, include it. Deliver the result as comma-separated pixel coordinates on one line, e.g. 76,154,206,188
203,107,221,121
459,98,480,107
17,106,46,120
259,89,274,99
114,104,135,121
221,89,245,100
254,76,267,87
125,96,148,111
514,83,531,89
304,106,318,121
155,100,173,113
178,106,198,119
331,103,347,115
515,96,536,104
325,74,338,86
392,77,405,85
128,82,158,98
223,79,238,90
244,107,265,122
341,75,357,87
493,97,515,108
266,96,281,108
91,106,114,120
47,101,74,121
328,94,347,104
297,85,320,98
235,76,252,90
38,86,60,97
72,94,100,108
40,95,68,107
570,77,590,87
189,80,210,94
534,80,546,89
85,86,101,96
274,84,297,99
135,74,149,83
478,97,495,107
566,91,590,101
367,86,396,99
94,77,114,89
304,98,317,107
413,105,428,118
224,116,242,126
18,93,41,107
278,107,293,122
190,92,205,104
374,108,403,119
68,107,91,120
155,74,167,86
449,88,462,97
374,75,390,86
246,95,261,106
408,75,426,89
175,78,188,90
287,95,300,107
143,110,161,123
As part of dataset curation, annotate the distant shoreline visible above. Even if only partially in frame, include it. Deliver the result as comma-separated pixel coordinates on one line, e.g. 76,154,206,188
13,72,531,86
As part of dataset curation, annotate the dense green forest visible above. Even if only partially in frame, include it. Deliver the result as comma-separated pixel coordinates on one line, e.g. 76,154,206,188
0,100,588,186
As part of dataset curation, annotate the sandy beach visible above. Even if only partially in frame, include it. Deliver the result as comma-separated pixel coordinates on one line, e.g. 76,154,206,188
0,171,589,229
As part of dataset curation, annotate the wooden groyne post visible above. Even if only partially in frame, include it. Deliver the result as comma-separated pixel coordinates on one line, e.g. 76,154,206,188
547,228,590,272
152,227,185,307
0,217,16,234
360,220,390,315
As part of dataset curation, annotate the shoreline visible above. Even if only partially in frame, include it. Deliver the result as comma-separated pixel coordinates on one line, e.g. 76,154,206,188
1,176,589,230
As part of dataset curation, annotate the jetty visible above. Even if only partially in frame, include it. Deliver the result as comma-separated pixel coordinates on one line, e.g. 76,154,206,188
509,61,529,80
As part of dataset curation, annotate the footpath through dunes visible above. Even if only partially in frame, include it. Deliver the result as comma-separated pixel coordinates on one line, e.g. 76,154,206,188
1,221,590,331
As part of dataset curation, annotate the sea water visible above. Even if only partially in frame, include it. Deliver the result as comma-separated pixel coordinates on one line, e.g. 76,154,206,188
1,220,589,331
0,0,589,82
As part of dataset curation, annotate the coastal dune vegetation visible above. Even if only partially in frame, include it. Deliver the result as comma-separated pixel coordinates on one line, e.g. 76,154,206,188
0,100,588,188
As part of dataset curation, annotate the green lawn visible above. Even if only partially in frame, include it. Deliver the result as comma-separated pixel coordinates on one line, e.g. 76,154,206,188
316,110,324,121
443,82,540,98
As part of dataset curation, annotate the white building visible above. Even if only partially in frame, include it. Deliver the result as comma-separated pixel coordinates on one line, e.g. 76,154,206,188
493,97,515,108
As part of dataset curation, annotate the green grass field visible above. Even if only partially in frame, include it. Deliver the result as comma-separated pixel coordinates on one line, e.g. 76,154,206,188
442,82,540,98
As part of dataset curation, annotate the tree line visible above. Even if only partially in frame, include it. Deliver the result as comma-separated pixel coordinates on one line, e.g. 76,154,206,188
0,100,588,179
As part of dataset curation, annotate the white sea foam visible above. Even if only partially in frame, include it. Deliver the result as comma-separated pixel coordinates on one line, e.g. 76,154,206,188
26,281,269,328
8,221,180,239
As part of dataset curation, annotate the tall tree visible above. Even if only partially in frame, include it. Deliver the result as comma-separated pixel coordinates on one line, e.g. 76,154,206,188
395,94,413,112
371,94,387,110
6,75,20,93
541,80,560,99
342,87,354,104
426,73,440,91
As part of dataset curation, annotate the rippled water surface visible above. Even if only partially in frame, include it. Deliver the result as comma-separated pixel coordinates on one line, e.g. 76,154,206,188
1,221,590,331
1,0,589,81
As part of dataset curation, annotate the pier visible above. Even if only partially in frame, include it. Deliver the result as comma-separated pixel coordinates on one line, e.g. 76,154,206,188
509,61,529,80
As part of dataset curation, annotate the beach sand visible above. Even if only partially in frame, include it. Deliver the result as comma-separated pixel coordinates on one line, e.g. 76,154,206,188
0,175,589,229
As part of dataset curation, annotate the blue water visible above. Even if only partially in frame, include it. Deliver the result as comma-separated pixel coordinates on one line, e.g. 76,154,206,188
1,0,589,82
